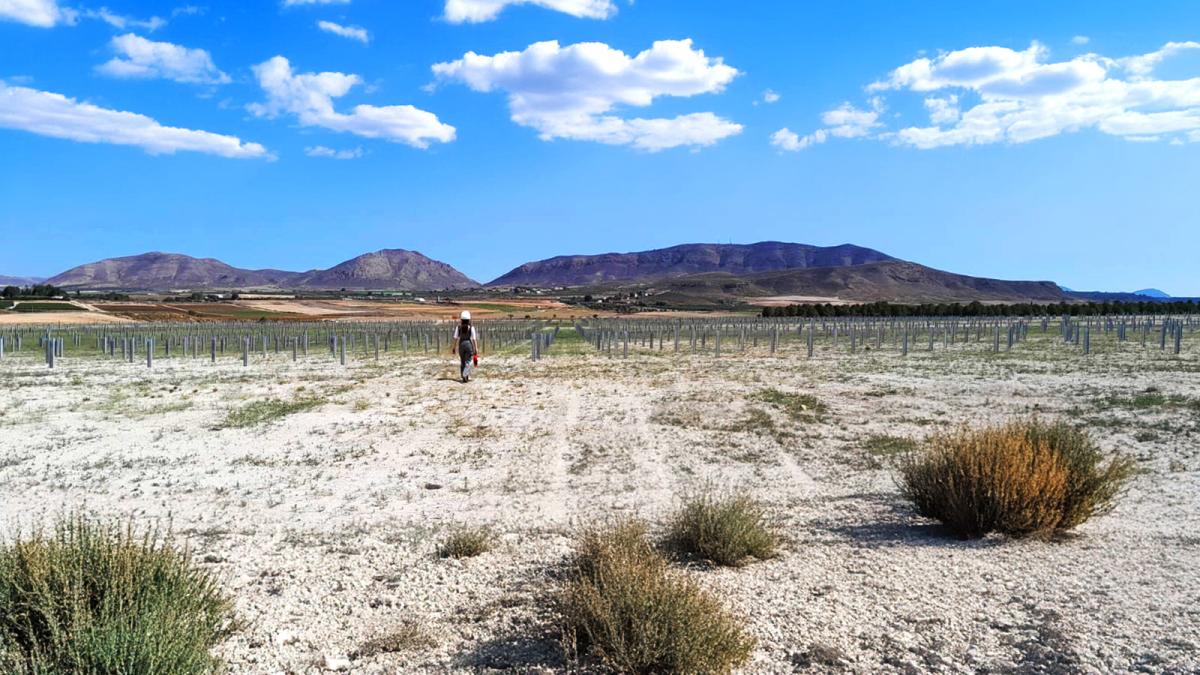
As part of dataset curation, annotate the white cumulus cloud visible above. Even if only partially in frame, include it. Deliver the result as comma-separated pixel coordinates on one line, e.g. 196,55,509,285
306,145,363,159
444,0,615,23
248,56,455,149
433,39,741,151
0,0,69,27
0,79,269,158
81,7,166,31
787,40,1200,150
761,89,781,104
821,99,884,138
1117,40,1200,79
770,127,825,152
770,128,800,151
923,95,960,124
317,20,368,43
776,100,881,151
97,34,230,85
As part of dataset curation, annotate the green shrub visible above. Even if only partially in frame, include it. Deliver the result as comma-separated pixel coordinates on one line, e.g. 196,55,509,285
898,420,1134,538
437,527,494,559
559,520,754,674
0,514,239,674
665,491,777,567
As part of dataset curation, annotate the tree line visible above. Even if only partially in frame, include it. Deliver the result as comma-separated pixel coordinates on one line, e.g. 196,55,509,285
761,300,1199,318
2,284,70,300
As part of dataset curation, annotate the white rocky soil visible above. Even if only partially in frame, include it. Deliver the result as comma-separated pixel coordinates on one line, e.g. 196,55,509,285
1,332,1197,673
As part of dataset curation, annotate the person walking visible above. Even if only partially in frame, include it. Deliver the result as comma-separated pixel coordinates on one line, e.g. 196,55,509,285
451,311,479,383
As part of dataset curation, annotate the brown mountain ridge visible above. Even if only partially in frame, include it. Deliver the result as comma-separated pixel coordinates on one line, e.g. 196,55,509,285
36,242,1076,303
291,249,476,291
47,250,477,291
487,241,896,287
623,261,1070,305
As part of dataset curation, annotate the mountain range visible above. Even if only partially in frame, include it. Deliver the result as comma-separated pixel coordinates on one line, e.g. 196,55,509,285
0,275,46,287
44,250,476,292
487,242,896,287
3,242,1179,304
622,261,1069,305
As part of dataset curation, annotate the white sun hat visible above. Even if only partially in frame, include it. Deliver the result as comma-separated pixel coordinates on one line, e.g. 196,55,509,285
460,311,471,321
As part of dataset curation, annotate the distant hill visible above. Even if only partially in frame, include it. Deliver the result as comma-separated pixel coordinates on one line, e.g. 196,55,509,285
45,250,476,292
47,253,301,290
603,261,1072,305
1065,289,1186,303
488,242,895,287
0,275,45,287
293,249,477,290
1134,288,1171,298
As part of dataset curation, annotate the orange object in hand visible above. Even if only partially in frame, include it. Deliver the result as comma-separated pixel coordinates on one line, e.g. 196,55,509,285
473,354,479,366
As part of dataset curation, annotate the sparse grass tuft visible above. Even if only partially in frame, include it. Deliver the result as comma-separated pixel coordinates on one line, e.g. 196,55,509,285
724,407,776,435
218,396,322,429
899,419,1135,538
438,527,495,559
0,514,238,674
863,434,919,458
754,388,827,422
1101,388,1200,413
559,520,754,674
355,622,434,658
665,491,777,567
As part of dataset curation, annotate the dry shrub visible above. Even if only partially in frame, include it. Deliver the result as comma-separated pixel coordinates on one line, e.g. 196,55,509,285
355,622,434,658
438,526,494,559
559,520,754,674
1024,421,1136,530
899,420,1134,538
666,491,777,567
0,514,238,674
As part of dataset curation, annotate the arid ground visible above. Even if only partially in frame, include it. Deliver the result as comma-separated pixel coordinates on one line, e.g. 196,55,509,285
1,329,1197,673
0,298,588,326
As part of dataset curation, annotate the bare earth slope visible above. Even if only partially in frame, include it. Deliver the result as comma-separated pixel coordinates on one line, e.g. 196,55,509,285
488,242,896,287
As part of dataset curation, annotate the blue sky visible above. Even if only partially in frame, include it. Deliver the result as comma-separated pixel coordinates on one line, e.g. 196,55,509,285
1,0,1198,293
